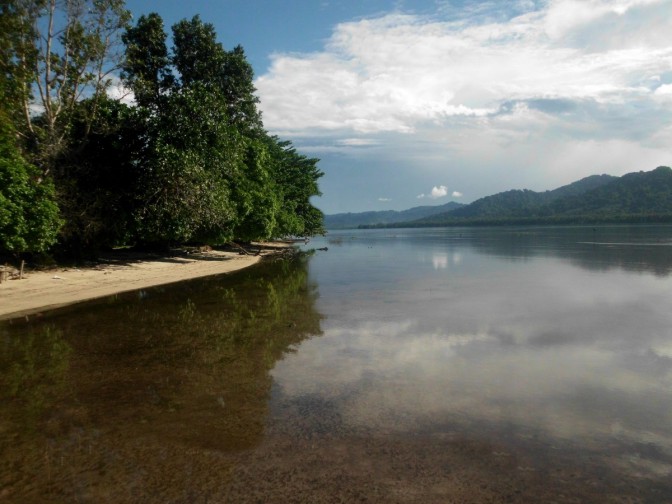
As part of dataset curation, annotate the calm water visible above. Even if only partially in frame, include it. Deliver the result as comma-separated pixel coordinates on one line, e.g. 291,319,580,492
2,225,672,503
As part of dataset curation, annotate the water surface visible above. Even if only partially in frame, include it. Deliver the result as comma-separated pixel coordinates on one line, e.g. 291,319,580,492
2,226,672,503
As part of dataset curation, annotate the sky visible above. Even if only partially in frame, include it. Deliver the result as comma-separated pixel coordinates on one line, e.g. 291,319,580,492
123,0,672,214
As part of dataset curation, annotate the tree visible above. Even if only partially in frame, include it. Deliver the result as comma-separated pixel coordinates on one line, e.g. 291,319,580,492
266,137,325,237
54,95,144,255
171,15,224,88
0,0,39,136
1,0,131,174
121,12,172,108
121,12,324,246
230,139,280,242
221,45,263,133
172,15,262,133
0,109,61,255
133,84,239,245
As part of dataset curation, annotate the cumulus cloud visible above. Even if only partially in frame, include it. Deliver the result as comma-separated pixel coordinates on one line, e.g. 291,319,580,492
431,185,449,198
417,185,449,199
654,84,672,97
378,197,392,202
452,191,463,198
257,0,672,137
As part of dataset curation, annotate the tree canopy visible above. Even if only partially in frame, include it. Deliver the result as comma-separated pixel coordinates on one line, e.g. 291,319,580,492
0,2,324,258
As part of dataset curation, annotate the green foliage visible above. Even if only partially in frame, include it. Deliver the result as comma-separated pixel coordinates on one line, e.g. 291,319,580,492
0,6,324,256
265,137,325,237
171,15,225,88
134,85,238,245
221,45,263,133
0,0,39,134
171,16,262,133
1,0,131,171
0,112,61,254
230,140,280,242
122,13,323,246
54,96,143,255
121,12,173,108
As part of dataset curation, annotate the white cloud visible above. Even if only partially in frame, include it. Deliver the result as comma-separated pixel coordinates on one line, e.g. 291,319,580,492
452,191,463,198
257,0,672,138
418,185,449,199
431,185,448,198
543,0,663,39
106,76,135,105
378,197,392,202
654,84,672,97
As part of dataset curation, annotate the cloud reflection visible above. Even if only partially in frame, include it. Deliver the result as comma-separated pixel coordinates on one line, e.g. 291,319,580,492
271,317,672,471
285,227,672,480
432,252,448,270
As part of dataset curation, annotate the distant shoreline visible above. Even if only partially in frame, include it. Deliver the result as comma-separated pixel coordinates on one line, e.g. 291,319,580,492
0,245,289,321
355,214,672,230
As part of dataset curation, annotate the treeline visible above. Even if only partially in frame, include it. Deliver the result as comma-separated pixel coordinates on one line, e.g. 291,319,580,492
0,1,324,259
361,213,672,229
360,167,672,229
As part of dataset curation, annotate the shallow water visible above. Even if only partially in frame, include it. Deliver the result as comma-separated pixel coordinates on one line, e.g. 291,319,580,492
2,226,672,503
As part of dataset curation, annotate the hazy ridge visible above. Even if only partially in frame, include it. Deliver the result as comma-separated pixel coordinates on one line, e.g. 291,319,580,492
324,201,465,229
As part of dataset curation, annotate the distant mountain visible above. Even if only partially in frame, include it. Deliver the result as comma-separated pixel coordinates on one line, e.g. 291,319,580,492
360,166,672,228
324,201,464,229
545,166,672,217
435,174,617,220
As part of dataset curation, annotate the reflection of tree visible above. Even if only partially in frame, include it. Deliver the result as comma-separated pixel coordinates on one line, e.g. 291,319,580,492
0,254,322,502
463,226,672,276
0,326,72,428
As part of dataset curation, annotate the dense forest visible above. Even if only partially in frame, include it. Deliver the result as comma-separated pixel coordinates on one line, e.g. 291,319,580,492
0,0,324,260
358,167,672,228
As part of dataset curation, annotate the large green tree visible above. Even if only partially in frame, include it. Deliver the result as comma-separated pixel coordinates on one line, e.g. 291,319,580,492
55,96,144,255
133,84,240,245
121,12,172,108
115,11,326,247
171,15,262,133
1,0,131,174
0,109,61,255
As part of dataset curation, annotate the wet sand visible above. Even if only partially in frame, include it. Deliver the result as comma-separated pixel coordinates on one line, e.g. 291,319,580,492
0,246,284,320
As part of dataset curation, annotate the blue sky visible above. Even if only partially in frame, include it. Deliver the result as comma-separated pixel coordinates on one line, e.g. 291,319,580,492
123,0,672,214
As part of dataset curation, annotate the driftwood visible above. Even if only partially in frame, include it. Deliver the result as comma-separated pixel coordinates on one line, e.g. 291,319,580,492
0,264,21,283
227,241,256,256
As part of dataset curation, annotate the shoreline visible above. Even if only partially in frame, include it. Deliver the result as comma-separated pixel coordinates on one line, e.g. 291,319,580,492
0,245,288,321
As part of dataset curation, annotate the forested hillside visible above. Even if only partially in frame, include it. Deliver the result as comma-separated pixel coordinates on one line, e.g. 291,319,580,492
325,201,464,229
440,174,616,219
0,1,324,259
362,167,672,228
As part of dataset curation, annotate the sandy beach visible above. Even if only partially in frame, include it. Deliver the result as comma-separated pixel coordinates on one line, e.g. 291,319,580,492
0,246,284,320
